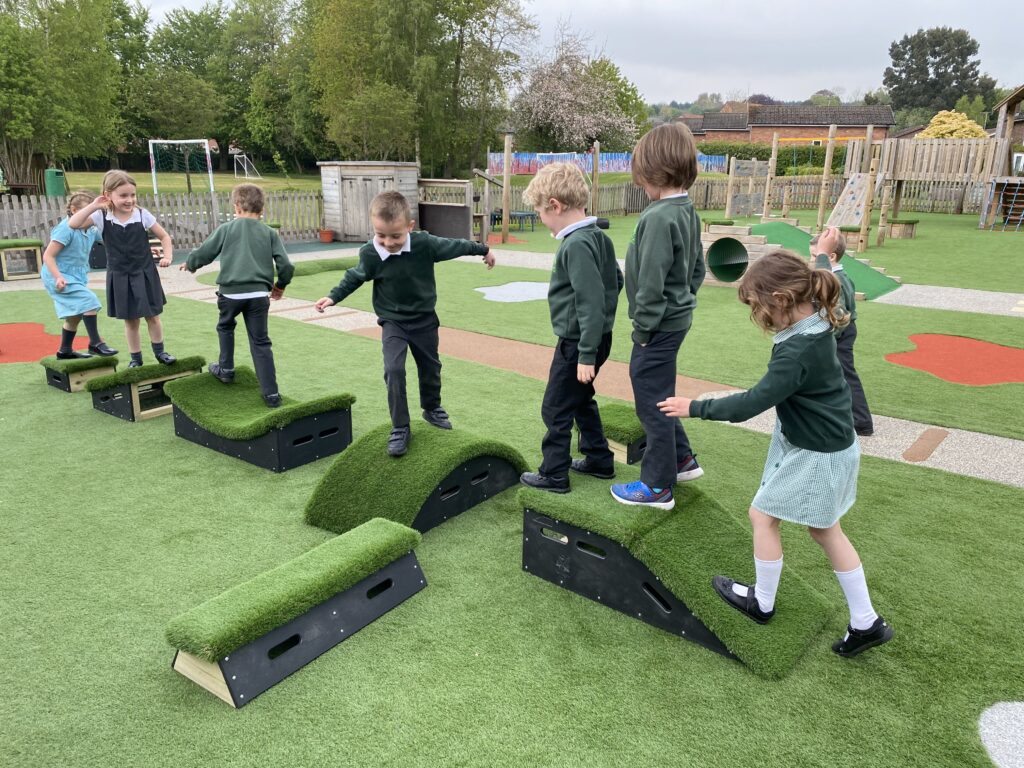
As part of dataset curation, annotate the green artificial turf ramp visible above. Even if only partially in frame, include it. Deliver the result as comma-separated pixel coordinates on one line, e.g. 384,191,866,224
600,402,645,445
751,222,900,299
519,481,834,680
291,255,359,277
165,518,421,661
85,355,205,390
306,421,529,534
163,366,355,441
40,354,120,374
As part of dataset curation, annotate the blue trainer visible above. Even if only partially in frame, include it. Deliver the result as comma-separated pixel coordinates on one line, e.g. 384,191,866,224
609,481,674,510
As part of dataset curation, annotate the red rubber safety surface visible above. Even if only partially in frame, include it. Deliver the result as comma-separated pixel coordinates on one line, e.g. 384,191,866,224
0,322,89,364
885,334,1024,386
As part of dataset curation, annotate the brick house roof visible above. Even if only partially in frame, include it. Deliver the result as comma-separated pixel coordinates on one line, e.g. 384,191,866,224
700,112,750,130
748,105,895,126
677,117,706,134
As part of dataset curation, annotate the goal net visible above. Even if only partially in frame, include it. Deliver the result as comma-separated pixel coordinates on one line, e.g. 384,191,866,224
148,139,216,195
233,153,262,179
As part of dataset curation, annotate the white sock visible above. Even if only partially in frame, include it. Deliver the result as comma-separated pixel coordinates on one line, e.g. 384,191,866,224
835,565,879,631
731,556,783,612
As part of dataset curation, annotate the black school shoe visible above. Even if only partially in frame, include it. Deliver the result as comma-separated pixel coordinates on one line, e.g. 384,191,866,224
155,351,177,365
519,472,570,493
387,426,411,457
713,575,775,624
263,393,282,408
422,407,452,429
88,342,118,357
832,616,894,657
127,359,143,368
208,363,235,383
570,458,615,479
56,349,92,360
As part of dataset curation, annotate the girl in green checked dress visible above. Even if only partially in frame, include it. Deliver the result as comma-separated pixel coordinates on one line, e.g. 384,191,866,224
658,230,893,657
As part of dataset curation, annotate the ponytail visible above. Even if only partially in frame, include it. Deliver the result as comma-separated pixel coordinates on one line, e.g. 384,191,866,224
810,269,849,330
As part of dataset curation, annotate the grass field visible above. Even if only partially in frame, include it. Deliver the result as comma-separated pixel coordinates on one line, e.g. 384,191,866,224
64,171,324,195
2,289,1022,767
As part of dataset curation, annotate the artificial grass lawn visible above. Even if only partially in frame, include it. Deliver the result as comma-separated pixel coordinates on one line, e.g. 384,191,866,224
2,290,1023,766
305,421,528,534
164,366,355,440
65,170,324,195
166,518,421,661
520,482,834,680
39,354,120,374
283,260,1024,441
85,355,206,391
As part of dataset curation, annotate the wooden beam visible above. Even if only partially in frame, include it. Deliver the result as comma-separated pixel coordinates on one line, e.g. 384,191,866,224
762,132,779,219
858,156,879,253
816,124,838,232
501,132,512,244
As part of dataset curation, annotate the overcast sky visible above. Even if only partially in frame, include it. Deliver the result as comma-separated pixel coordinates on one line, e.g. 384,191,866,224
146,0,1021,104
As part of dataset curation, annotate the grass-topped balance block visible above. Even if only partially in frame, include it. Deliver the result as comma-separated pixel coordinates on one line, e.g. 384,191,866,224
887,218,919,239
85,356,204,421
0,238,42,281
163,366,354,473
40,354,120,393
306,421,528,535
167,518,424,708
597,402,646,464
519,479,836,680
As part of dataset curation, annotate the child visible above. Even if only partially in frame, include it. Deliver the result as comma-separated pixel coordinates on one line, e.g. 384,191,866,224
517,163,622,493
314,190,494,456
68,171,176,368
811,234,874,436
610,122,706,510
41,191,118,359
658,238,894,657
180,184,294,408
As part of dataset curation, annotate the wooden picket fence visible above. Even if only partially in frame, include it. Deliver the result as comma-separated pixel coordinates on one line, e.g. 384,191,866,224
0,190,323,248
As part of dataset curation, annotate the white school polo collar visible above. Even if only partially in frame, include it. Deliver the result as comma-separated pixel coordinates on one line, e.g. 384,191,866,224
555,216,598,240
373,235,412,261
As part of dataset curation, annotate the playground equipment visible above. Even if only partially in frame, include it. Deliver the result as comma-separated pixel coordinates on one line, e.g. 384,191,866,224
86,356,205,422
232,153,262,179
597,403,647,464
318,161,420,242
40,354,119,393
705,236,750,283
167,518,424,707
0,239,42,281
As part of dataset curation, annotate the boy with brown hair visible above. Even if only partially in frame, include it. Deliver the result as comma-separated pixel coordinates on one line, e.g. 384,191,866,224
518,162,622,493
315,190,494,456
182,183,294,407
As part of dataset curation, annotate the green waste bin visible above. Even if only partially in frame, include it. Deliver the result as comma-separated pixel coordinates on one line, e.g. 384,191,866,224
44,169,66,197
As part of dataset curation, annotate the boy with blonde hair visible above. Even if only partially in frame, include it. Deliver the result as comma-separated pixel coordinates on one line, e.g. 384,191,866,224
519,162,623,493
315,191,494,456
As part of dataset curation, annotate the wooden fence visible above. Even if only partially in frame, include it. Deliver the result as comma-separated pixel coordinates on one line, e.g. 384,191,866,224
0,190,323,248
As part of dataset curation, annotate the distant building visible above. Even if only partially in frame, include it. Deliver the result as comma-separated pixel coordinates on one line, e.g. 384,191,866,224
675,104,896,144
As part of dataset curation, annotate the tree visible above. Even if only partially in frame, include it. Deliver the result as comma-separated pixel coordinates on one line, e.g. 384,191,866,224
748,94,779,105
883,28,996,112
326,80,418,160
105,0,152,157
808,89,841,107
689,92,722,114
587,57,650,147
863,87,891,106
917,110,987,139
953,94,988,127
142,67,220,140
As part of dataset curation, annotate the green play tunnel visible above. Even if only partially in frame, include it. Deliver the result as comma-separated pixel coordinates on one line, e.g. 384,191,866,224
706,237,748,283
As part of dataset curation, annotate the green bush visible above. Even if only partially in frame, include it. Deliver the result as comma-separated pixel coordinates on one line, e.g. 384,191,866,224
697,141,847,173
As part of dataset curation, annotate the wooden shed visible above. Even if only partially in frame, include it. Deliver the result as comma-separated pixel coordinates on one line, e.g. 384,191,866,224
318,161,420,242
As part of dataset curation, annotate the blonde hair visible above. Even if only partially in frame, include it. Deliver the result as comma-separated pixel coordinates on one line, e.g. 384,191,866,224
737,249,849,332
522,162,590,210
101,170,137,198
66,190,94,216
370,190,411,223
232,183,265,214
632,123,699,190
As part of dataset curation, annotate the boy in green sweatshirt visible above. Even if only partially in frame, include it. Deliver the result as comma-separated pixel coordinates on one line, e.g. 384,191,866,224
315,191,494,456
518,162,623,493
182,183,294,407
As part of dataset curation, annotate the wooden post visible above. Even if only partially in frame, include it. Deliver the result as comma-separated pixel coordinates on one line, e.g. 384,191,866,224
591,141,600,217
762,132,779,219
747,158,756,195
891,179,904,218
724,157,737,218
501,132,512,244
862,125,874,173
816,124,837,231
858,157,878,253
875,182,891,247
781,183,791,218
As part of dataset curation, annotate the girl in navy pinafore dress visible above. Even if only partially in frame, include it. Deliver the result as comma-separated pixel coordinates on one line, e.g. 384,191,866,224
69,171,176,367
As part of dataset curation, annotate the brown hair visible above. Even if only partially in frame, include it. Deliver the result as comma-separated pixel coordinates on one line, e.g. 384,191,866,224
231,183,265,214
66,190,94,216
522,162,590,210
737,249,849,332
834,232,847,259
631,123,699,190
101,170,137,198
370,190,411,223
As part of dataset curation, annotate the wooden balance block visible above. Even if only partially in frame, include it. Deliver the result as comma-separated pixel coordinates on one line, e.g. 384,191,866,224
0,239,43,281
839,226,871,251
887,219,918,239
164,366,354,473
85,356,205,422
596,402,646,465
167,518,425,708
40,355,119,393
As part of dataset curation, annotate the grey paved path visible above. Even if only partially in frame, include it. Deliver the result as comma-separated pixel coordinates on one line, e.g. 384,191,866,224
873,284,1024,318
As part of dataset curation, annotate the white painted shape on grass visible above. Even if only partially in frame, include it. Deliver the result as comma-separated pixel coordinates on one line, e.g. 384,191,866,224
980,702,1024,768
475,282,549,303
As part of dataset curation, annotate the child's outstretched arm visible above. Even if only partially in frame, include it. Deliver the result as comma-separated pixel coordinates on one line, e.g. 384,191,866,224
427,234,491,266
180,223,227,272
270,229,295,297
314,254,371,312
68,196,108,230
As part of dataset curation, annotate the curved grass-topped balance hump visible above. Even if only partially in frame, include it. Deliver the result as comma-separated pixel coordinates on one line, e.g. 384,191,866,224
85,355,205,421
306,421,528,536
519,479,835,680
290,255,359,277
40,354,120,393
167,518,425,707
596,402,646,465
164,366,355,472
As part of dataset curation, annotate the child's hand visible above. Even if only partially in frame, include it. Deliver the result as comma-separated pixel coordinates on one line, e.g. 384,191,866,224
658,396,693,418
91,195,109,209
817,226,840,256
482,251,495,269
178,263,191,272
577,363,596,384
270,285,284,300
55,275,67,291
314,297,335,313
158,255,172,268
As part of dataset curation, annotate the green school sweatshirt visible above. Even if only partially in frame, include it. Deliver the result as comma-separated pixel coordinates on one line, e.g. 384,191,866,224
186,217,294,293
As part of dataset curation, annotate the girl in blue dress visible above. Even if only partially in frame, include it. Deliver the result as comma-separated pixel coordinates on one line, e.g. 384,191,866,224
41,191,117,359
